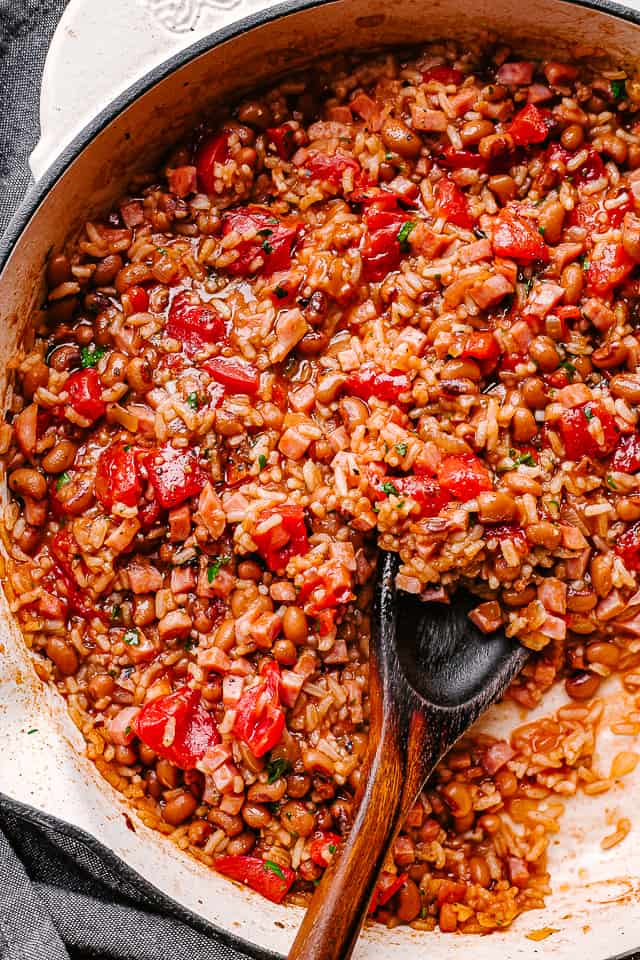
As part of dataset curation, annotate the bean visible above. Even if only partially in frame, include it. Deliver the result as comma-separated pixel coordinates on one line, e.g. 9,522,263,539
441,358,481,380
156,759,180,789
395,878,421,922
617,497,640,521
87,673,115,701
279,800,316,836
538,200,565,245
101,350,128,387
93,254,123,286
22,359,49,399
381,117,422,159
237,560,263,581
526,522,561,549
226,832,256,856
45,637,78,675
188,820,212,846
73,322,95,346
501,586,536,607
209,809,244,836
441,781,472,818
459,119,494,146
478,132,513,159
469,855,491,887
561,123,584,150
238,100,273,129
477,490,516,523
567,588,597,612
521,376,548,410
138,743,156,766
453,811,475,832
488,174,516,204
162,790,198,826
286,773,311,798
49,344,81,372
590,554,612,597
629,143,640,169
247,777,287,802
115,744,138,765
9,468,47,500
316,371,346,404
561,262,583,304
42,439,77,473
591,341,628,369
565,670,601,700
529,336,559,372
146,771,162,799
586,641,620,667
283,606,308,643
115,263,153,294
511,407,537,442
223,121,255,145
272,638,297,665
599,133,627,164
610,373,640,403
47,253,72,288
126,357,153,393
495,768,518,797
242,802,272,829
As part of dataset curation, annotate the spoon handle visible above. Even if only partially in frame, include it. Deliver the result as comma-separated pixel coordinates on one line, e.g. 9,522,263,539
287,696,430,960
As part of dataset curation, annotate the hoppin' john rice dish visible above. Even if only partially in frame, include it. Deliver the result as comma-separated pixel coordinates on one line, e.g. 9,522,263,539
5,34,640,935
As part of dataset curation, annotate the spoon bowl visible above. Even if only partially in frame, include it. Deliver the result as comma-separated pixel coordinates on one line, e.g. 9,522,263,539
288,551,529,960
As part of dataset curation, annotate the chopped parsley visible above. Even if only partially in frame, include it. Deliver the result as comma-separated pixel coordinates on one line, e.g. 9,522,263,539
123,628,140,646
123,444,132,451
56,471,71,491
267,757,291,783
257,228,273,238
27,728,38,735
262,240,274,255
258,454,267,470
187,391,200,410
548,499,559,510
606,473,618,490
584,406,594,420
381,480,400,497
263,860,285,880
612,78,627,100
510,450,536,467
395,441,408,457
80,344,107,368
156,247,168,255
207,555,230,582
274,285,288,299
328,843,337,854
558,359,576,381
538,225,545,236
581,256,590,271
111,604,122,621
397,221,416,252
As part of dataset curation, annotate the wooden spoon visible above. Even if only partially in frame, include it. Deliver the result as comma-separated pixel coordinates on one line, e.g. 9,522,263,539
288,551,529,960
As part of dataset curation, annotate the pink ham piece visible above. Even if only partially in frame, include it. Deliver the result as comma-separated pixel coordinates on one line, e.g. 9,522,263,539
168,165,198,198
497,62,535,85
482,740,515,775
524,281,564,319
280,669,305,707
105,707,141,745
470,273,513,309
198,646,232,673
538,577,567,615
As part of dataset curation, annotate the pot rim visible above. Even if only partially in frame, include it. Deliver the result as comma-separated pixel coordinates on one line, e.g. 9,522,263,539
2,0,640,957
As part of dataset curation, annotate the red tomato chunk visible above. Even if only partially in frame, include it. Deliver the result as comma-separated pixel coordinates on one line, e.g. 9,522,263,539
492,210,549,264
460,331,501,362
253,505,310,572
145,447,206,509
233,660,285,758
214,854,296,903
369,872,409,914
422,65,463,85
305,151,360,186
383,476,451,518
345,364,411,404
267,122,297,159
434,177,472,228
437,454,492,501
361,204,414,282
65,369,106,422
134,687,220,770
587,243,634,296
167,292,227,354
611,433,640,473
557,403,619,461
439,146,488,172
203,357,260,395
616,521,640,571
95,443,142,510
222,208,300,277
507,104,549,145
309,831,342,867
127,284,149,312
196,133,230,194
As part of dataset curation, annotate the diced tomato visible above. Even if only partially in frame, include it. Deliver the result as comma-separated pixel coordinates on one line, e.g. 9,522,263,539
253,504,310,572
378,476,451,517
361,205,413,282
134,686,219,770
214,854,295,904
196,133,230,194
297,561,354,620
438,146,488,172
422,65,463,85
434,177,472,228
575,149,605,185
166,292,227,354
460,331,501,362
233,660,285,758
222,207,300,277
486,524,529,554
507,104,549,145
144,447,206,509
64,368,106,422
203,357,260,395
437,453,492,501
345,364,411,404
267,122,297,160
139,495,162,529
499,352,528,372
95,443,142,510
569,193,633,233
612,433,640,473
492,211,549,264
305,152,360,186
49,529,102,620
616,521,640,570
587,243,634,296
368,873,409,914
127,285,149,312
309,831,342,868
557,402,619,460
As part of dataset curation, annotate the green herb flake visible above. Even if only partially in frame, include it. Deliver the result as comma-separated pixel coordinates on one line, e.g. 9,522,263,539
27,728,38,735
80,344,107,368
385,152,393,161
381,480,400,497
538,225,545,236
257,228,273,238
559,359,576,381
584,406,594,420
56,471,71,491
266,757,291,783
111,604,122,621
258,454,267,470
397,221,416,252
156,247,168,255
123,444,132,451
395,441,408,457
262,240,274,255
263,860,285,880
328,843,337,854
612,78,627,100
207,555,230,583
606,473,618,490
512,451,536,467
582,257,590,271
123,628,140,646
187,391,200,410
124,725,132,736
274,285,288,299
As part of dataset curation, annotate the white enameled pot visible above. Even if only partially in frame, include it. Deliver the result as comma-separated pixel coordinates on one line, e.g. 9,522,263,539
3,1,640,956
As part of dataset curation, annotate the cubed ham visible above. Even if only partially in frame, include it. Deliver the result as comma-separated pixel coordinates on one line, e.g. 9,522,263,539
561,525,589,550
212,760,239,794
280,669,305,707
409,223,448,259
170,565,196,595
105,518,140,553
539,613,566,641
507,856,530,888
290,383,317,413
127,559,163,594
198,743,233,777
596,589,626,621
157,608,192,641
395,327,428,355
543,61,578,86
127,632,158,664
468,601,503,633
269,309,308,363
410,105,448,131
323,634,349,664
198,645,232,673
555,383,592,408
222,491,250,523
197,482,226,540
223,675,245,706
551,241,585,272
582,298,616,332
469,273,513,308
459,238,492,263
251,611,283,649
524,281,564,318
482,740,515,775
120,200,145,228
38,593,67,619
278,426,313,460
565,547,591,579
294,650,318,677
350,92,383,130
538,577,567,615
209,568,236,599
168,504,192,542
449,88,480,116
228,657,252,677
220,793,244,815
497,61,535,85
169,165,198,198
393,836,416,867
527,83,552,104
327,105,354,124
105,706,140,745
